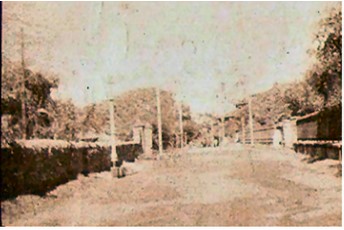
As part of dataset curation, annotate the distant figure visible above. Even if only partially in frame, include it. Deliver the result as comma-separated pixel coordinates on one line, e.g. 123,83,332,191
113,160,141,178
213,136,220,147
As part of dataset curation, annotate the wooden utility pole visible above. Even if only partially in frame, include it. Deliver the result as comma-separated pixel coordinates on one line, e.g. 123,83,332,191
235,77,254,145
178,101,183,148
184,132,187,146
241,116,246,144
156,88,163,155
20,27,27,140
109,99,117,163
221,117,225,143
220,82,226,144
248,96,254,145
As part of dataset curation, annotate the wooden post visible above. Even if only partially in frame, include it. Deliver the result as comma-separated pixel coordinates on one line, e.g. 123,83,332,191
248,96,254,145
109,99,117,164
220,82,226,143
21,28,27,139
178,101,183,148
156,88,163,155
221,117,225,144
241,116,246,144
339,148,342,163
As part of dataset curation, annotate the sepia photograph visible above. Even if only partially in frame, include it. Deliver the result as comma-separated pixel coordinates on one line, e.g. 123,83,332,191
1,1,342,226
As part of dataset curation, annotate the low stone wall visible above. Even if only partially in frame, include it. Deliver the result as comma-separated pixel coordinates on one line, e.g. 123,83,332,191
1,140,111,200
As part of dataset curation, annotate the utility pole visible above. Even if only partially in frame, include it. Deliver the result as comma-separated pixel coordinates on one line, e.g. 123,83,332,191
109,99,117,164
20,27,27,140
184,132,187,146
178,101,183,148
235,77,254,145
220,82,226,144
248,96,254,145
241,116,246,144
221,117,225,143
156,87,163,155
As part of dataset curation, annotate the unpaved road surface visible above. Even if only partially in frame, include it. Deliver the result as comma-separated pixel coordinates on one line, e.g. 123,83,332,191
2,145,342,226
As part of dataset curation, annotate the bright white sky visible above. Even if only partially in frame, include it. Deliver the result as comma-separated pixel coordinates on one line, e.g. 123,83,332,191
2,1,340,116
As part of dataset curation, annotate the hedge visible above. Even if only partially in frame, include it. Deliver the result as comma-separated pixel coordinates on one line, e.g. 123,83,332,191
1,139,143,200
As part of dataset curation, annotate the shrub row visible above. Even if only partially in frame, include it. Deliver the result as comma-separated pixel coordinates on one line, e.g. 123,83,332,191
1,139,113,200
1,139,145,200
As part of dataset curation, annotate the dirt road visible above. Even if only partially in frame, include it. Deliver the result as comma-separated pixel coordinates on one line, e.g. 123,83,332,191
2,145,342,226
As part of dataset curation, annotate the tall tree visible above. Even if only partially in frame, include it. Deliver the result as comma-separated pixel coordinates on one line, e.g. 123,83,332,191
283,80,323,116
1,58,58,141
51,100,78,141
307,7,342,107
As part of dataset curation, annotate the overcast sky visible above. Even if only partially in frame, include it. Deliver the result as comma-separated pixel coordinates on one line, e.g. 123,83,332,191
2,1,340,115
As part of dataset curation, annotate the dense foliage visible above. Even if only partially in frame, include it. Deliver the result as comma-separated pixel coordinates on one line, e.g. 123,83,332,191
307,8,342,107
2,6,340,146
2,59,199,149
79,88,199,149
1,58,59,142
225,6,342,136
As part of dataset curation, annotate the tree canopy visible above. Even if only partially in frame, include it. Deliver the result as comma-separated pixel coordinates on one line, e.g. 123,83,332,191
1,58,59,142
226,6,342,137
307,7,341,107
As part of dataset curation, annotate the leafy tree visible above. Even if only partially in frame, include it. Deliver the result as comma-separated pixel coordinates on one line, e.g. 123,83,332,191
283,80,323,116
1,58,58,142
307,7,341,107
226,6,341,134
80,103,107,136
251,83,288,126
50,100,79,141
78,88,199,149
183,119,201,143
